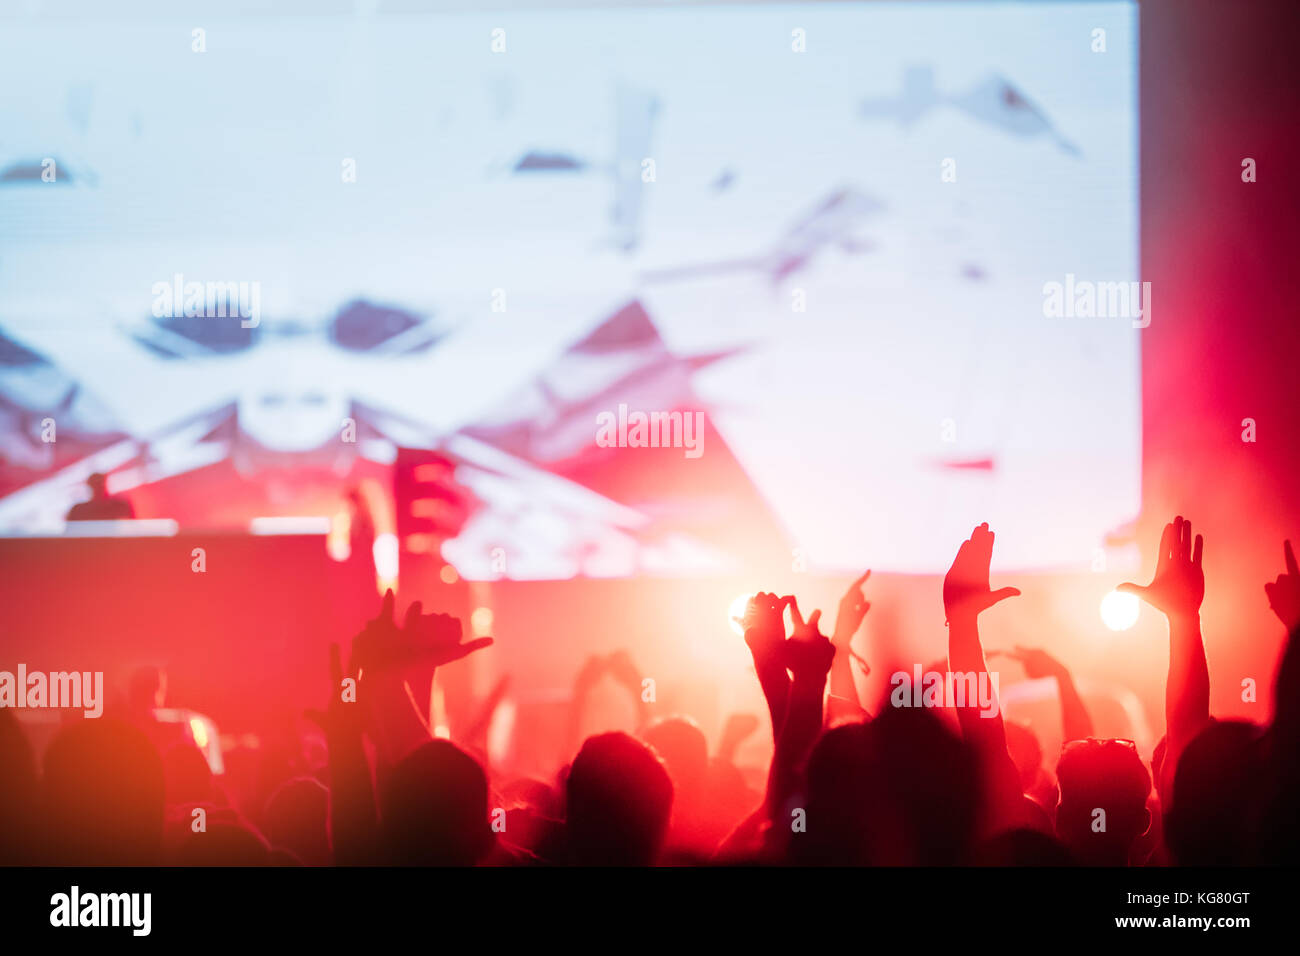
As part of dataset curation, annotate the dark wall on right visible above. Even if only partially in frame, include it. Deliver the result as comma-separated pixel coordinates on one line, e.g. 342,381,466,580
1139,0,1299,715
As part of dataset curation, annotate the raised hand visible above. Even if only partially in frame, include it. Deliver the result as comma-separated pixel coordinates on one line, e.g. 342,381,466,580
352,590,493,689
943,523,1021,623
1117,517,1209,800
992,645,1093,741
738,591,794,743
764,596,834,824
604,649,643,693
305,642,380,865
833,570,872,646
305,641,366,737
1118,516,1204,621
1265,540,1300,631
739,592,791,664
573,653,607,694
783,596,834,683
943,524,1024,828
994,645,1067,681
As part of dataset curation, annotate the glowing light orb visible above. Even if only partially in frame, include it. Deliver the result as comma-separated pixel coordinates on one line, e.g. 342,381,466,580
729,593,754,636
471,606,494,636
373,533,399,579
1100,590,1140,631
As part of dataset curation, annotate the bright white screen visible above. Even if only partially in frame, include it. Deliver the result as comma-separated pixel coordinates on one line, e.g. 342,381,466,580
0,3,1138,575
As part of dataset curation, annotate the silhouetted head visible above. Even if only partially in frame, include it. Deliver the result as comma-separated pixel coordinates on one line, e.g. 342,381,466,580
1165,720,1265,865
565,732,673,865
643,716,709,797
799,707,980,865
41,719,164,865
1055,738,1151,865
264,777,331,867
87,472,108,498
381,740,493,866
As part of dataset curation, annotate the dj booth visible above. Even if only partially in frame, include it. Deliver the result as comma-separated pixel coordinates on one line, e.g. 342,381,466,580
0,524,373,734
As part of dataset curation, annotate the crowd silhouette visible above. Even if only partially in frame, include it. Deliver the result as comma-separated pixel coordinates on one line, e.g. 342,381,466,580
2,517,1298,867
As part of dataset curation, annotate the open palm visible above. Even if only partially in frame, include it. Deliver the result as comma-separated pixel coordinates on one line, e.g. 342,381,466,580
1264,539,1300,631
833,570,872,645
943,523,1021,622
1118,516,1204,620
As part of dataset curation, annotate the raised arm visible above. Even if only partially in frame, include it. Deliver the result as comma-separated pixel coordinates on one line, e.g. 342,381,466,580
305,640,381,866
739,592,794,741
765,597,834,822
351,590,494,765
1265,539,1300,635
1000,646,1094,742
711,594,798,861
312,591,491,863
565,654,608,758
1265,540,1300,747
943,522,1024,827
605,650,652,731
828,571,872,724
1118,516,1208,800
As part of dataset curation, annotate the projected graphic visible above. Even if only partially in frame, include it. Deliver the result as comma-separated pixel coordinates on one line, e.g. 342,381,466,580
0,4,1139,576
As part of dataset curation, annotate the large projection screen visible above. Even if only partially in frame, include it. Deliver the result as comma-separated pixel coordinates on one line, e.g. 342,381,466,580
0,2,1138,577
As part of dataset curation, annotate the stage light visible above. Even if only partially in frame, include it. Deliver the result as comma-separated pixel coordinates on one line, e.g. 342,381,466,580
487,698,516,768
1100,589,1139,631
327,508,352,562
373,533,400,595
439,564,460,585
189,716,209,750
373,533,399,577
471,606,494,636
728,593,753,636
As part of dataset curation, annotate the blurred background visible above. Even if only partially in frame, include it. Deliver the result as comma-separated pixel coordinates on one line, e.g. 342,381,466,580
0,0,1296,781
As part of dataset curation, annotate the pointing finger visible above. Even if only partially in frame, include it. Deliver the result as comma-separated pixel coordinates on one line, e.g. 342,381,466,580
785,595,804,630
